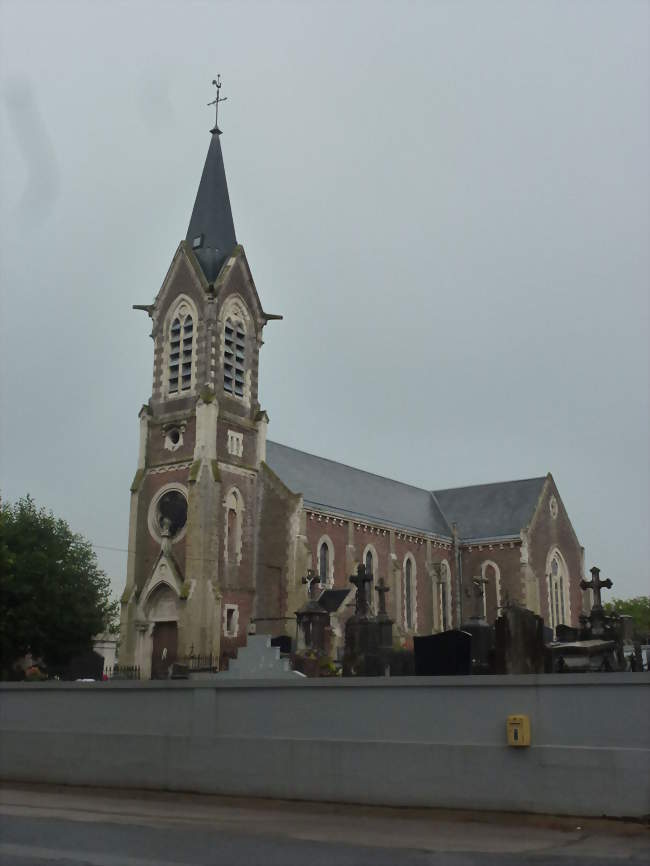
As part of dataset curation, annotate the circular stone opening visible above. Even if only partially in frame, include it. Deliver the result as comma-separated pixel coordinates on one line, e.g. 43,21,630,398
157,490,187,537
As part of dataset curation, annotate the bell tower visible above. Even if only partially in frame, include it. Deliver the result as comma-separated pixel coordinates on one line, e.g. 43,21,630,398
119,85,281,677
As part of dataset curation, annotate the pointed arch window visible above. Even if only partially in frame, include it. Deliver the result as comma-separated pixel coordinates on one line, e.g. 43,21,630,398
319,543,329,583
404,557,414,630
547,550,571,636
365,549,374,577
169,313,194,394
551,557,565,628
479,561,502,623
224,317,246,397
316,535,334,587
439,560,451,632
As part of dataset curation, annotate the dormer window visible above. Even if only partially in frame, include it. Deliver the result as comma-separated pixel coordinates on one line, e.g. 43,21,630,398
223,317,246,397
192,235,203,250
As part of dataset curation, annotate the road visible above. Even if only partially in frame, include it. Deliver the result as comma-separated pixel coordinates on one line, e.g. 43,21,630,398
0,784,647,865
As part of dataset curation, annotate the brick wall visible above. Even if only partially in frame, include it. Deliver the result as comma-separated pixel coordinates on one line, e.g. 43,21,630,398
528,478,584,627
459,544,522,623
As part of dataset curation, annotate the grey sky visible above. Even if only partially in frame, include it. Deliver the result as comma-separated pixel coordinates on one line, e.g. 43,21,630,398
1,0,648,601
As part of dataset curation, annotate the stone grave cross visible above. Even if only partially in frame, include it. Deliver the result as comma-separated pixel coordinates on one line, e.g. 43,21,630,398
580,566,612,611
350,563,373,617
375,577,390,617
301,568,320,600
471,575,489,620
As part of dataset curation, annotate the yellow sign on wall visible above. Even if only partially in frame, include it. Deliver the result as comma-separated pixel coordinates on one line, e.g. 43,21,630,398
507,714,531,747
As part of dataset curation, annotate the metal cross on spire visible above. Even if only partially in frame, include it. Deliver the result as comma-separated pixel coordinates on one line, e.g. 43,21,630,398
208,75,228,134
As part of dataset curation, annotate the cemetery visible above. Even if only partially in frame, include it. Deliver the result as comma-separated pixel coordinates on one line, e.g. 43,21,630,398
227,561,647,680
2,562,648,820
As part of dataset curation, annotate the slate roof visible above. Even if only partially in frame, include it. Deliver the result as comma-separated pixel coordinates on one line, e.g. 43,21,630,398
433,477,546,542
266,441,451,537
317,589,352,614
186,131,237,283
265,441,547,543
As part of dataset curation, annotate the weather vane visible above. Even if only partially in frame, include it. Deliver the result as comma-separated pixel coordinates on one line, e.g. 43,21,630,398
208,75,227,134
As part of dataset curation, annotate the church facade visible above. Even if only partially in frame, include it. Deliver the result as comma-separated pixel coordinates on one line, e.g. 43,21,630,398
119,121,587,677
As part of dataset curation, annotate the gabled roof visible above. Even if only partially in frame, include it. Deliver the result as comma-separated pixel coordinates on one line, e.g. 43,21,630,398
265,441,452,537
317,588,353,613
265,441,546,543
433,477,546,541
186,131,237,283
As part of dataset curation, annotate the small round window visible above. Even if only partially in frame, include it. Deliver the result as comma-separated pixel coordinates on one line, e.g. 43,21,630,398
157,490,187,537
164,426,183,451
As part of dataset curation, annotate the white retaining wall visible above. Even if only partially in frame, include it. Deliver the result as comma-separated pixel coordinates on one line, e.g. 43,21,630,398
1,673,648,818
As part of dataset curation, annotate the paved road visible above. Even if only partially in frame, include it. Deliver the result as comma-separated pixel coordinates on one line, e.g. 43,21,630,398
0,785,647,866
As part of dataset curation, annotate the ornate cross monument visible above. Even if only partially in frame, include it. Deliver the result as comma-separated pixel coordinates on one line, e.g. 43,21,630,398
470,575,489,622
350,563,374,618
580,566,612,611
374,577,390,617
295,568,330,655
579,566,614,639
374,576,394,651
301,568,320,601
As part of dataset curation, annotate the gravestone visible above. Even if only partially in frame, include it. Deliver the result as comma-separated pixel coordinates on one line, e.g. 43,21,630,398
547,566,626,673
555,624,579,643
343,564,394,676
461,622,495,674
413,630,472,676
494,604,545,674
270,635,292,655
61,650,105,681
460,575,494,673
295,569,331,654
579,566,613,639
219,635,303,679
374,577,394,650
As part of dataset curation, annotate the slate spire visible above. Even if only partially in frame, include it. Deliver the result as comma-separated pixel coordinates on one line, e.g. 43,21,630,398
186,127,237,283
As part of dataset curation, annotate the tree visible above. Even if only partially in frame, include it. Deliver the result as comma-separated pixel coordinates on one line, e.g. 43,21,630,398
0,495,117,676
603,596,650,642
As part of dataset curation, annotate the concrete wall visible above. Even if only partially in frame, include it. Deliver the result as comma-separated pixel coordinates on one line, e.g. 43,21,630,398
1,674,648,818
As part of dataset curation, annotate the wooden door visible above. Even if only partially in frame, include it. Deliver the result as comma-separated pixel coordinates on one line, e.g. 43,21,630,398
151,621,178,679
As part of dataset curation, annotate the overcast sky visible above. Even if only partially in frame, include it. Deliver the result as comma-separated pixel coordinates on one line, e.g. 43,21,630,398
1,0,648,602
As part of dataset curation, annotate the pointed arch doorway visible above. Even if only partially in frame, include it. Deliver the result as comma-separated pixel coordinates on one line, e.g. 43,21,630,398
146,583,179,679
151,621,178,679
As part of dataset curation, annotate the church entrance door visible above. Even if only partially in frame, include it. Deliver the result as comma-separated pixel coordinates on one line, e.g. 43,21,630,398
151,621,178,679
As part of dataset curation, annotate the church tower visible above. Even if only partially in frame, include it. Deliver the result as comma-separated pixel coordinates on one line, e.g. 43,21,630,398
119,96,281,678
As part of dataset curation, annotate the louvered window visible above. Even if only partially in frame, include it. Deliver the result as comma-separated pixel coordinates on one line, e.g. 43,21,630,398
224,318,246,397
169,314,193,393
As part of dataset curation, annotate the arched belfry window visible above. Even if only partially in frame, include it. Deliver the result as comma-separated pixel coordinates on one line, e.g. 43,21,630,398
168,310,194,394
224,317,246,397
365,550,374,576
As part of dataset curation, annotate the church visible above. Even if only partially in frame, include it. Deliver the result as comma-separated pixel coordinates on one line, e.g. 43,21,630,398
118,105,587,678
